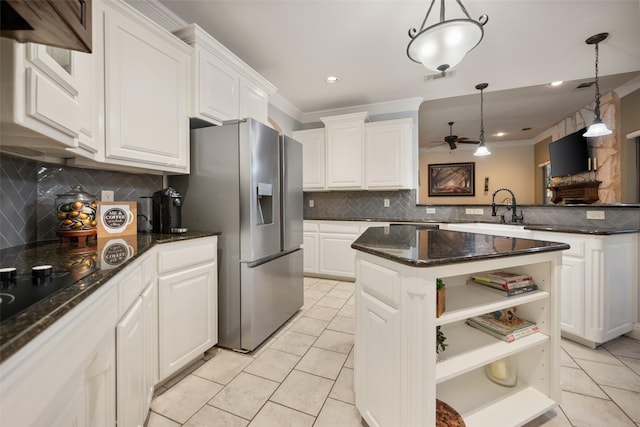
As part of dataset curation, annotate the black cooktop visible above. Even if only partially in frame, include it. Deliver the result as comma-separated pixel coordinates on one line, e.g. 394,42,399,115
0,267,95,323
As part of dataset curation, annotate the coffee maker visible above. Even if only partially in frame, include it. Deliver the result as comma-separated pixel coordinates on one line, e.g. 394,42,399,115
152,187,187,234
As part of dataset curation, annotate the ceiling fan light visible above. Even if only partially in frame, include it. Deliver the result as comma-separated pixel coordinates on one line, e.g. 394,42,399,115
583,119,612,137
474,142,491,156
408,20,483,72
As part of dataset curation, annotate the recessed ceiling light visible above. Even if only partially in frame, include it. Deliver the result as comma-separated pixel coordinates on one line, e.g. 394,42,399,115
496,132,505,137
549,81,564,87
326,76,339,83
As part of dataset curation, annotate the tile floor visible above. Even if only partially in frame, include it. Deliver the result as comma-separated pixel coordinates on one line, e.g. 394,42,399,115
148,277,640,427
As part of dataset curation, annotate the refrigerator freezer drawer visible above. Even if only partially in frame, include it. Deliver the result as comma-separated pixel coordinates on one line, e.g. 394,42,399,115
239,249,303,351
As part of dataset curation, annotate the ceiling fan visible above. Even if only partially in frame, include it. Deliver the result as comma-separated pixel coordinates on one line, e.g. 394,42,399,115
432,121,479,150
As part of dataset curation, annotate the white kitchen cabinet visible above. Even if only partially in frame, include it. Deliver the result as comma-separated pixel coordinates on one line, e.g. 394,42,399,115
174,24,276,126
142,255,159,409
0,38,99,158
117,297,146,427
305,220,389,279
321,112,369,189
293,128,326,190
364,118,413,189
157,236,218,380
303,221,319,273
99,0,191,173
0,282,118,427
532,230,638,347
355,244,562,427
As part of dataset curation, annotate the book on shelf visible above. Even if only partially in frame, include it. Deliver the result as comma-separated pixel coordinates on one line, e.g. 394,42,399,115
471,270,534,290
466,313,539,343
468,279,539,296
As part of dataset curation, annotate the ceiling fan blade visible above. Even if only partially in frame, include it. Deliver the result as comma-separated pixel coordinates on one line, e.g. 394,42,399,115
457,140,480,144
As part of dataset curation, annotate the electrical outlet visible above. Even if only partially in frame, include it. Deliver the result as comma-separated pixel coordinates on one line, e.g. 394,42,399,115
586,210,605,220
309,199,314,208
425,207,436,214
474,208,484,215
383,198,390,208
465,208,474,214
101,190,114,202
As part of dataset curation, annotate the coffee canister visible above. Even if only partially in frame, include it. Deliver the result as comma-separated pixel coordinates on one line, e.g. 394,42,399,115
55,185,98,243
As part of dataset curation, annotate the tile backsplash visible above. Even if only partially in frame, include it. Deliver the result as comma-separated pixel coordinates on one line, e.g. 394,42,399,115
1,154,162,248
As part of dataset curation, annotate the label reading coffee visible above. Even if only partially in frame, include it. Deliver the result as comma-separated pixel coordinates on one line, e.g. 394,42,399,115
104,208,127,229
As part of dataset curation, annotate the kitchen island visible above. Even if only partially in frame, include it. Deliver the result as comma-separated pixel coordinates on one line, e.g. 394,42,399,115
351,225,569,427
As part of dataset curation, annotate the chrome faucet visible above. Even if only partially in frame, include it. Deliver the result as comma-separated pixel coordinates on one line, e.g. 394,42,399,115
491,188,524,223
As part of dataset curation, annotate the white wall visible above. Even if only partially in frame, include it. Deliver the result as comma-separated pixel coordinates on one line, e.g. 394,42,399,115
419,144,535,205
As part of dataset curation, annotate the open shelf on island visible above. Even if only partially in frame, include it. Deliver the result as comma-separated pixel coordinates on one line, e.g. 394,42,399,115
436,323,548,383
437,368,556,427
435,284,549,326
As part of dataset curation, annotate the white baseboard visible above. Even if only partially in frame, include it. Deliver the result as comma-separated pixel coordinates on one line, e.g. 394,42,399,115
625,323,640,341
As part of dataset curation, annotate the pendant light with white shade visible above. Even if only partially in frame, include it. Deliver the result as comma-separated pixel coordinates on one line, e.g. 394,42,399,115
407,0,488,73
474,83,491,156
583,32,612,138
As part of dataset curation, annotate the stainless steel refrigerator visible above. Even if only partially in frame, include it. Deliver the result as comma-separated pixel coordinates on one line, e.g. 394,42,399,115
171,118,303,352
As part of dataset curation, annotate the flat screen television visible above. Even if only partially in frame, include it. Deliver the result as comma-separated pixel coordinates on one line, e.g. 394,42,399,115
549,128,590,178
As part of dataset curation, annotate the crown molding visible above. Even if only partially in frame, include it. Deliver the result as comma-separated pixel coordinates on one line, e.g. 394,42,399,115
269,93,304,123
124,0,187,32
300,97,423,124
615,74,640,98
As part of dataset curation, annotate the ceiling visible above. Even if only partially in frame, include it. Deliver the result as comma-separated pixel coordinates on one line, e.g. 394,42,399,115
157,0,640,148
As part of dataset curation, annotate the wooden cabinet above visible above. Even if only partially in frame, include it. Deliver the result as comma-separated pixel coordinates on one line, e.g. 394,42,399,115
1,0,92,52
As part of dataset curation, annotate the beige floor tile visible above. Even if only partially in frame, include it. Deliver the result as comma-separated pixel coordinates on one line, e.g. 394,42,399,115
269,330,317,356
193,349,254,385
183,405,249,427
315,278,340,286
334,282,355,292
270,370,334,416
310,282,337,292
344,348,354,369
576,359,640,392
248,402,315,427
337,304,355,318
560,366,607,398
314,330,354,354
289,316,330,336
244,348,301,382
304,289,328,300
604,337,640,359
147,411,181,427
314,398,362,427
523,408,572,427
327,316,355,334
326,289,353,299
161,358,207,389
560,347,579,368
345,295,355,306
209,372,279,420
151,375,223,423
601,385,640,423
560,390,635,426
315,296,347,309
303,305,339,321
296,347,348,380
561,339,623,366
303,277,319,286
329,367,355,404
301,298,316,310
620,356,640,376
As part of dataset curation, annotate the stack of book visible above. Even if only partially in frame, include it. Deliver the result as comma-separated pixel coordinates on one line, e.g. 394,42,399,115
466,313,539,343
469,270,538,296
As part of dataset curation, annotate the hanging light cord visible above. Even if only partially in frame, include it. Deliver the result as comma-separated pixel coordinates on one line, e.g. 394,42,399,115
479,88,485,143
416,0,474,32
593,42,602,120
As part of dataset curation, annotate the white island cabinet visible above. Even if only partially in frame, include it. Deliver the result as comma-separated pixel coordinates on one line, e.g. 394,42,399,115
353,226,567,427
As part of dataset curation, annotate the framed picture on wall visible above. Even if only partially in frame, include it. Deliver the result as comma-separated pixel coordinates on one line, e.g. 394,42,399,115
428,162,475,196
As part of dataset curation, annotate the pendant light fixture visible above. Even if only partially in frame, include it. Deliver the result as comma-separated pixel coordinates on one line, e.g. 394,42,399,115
583,32,612,138
407,0,488,73
474,83,491,156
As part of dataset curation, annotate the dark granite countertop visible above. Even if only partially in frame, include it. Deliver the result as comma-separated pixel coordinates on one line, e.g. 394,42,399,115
351,225,569,267
304,218,639,235
0,230,220,363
